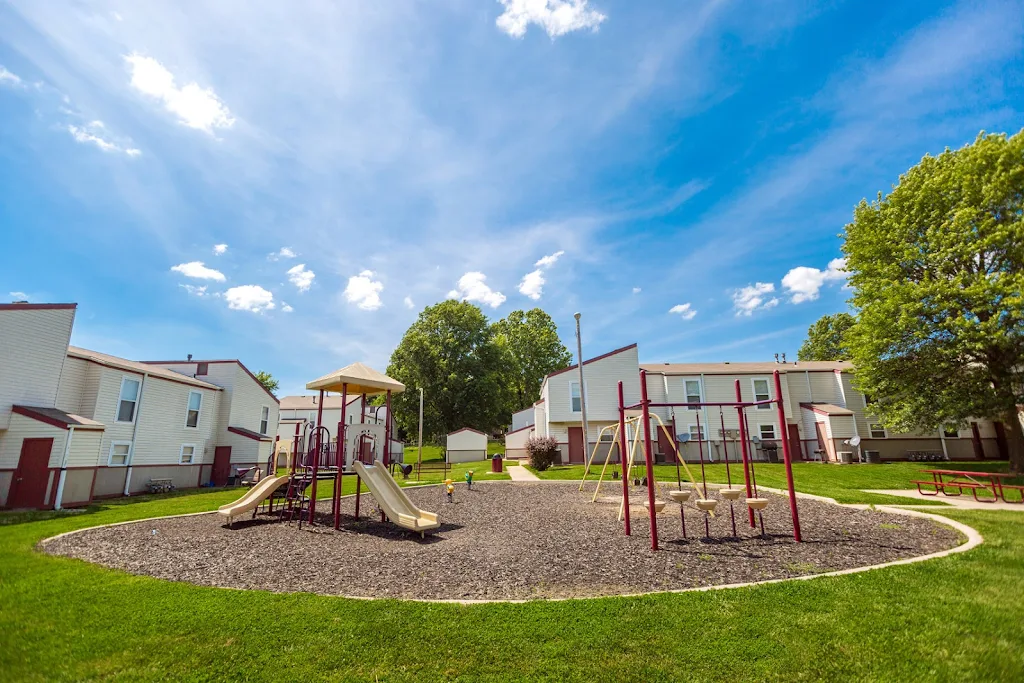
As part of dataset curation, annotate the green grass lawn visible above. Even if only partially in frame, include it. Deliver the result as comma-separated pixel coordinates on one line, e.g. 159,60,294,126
2,466,1023,681
530,460,1020,506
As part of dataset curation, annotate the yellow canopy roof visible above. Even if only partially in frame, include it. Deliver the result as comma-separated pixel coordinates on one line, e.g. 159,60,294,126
305,362,405,396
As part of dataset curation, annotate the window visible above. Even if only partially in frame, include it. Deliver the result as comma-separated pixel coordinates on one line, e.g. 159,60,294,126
689,425,705,441
185,391,202,428
759,424,777,440
260,406,270,435
752,378,771,410
196,362,209,376
569,382,585,413
685,380,701,410
943,425,959,438
869,423,887,438
179,444,196,464
116,377,141,422
108,441,131,466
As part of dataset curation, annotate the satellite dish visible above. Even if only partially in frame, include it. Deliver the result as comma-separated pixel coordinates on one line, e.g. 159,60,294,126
752,436,762,445
849,435,862,447
677,433,691,443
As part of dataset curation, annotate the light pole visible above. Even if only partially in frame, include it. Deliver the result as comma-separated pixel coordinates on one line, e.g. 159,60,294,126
574,312,590,466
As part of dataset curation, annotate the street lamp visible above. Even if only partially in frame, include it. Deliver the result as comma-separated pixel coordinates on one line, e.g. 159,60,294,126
574,312,590,466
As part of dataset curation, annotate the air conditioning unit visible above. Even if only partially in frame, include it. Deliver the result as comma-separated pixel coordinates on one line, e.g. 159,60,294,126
863,450,881,464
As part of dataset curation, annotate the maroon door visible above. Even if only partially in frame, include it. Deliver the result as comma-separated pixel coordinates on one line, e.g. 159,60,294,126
788,424,803,461
212,446,232,486
567,427,585,464
9,438,54,508
970,422,985,460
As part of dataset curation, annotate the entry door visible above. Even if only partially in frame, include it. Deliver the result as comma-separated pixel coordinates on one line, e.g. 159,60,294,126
970,422,985,459
567,427,585,464
788,424,803,461
814,423,833,462
212,446,232,486
10,438,54,508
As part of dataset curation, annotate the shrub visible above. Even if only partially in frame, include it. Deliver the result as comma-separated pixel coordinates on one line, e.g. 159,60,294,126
526,436,559,471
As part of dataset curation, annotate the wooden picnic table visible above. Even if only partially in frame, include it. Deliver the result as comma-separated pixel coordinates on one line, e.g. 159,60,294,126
914,469,1023,503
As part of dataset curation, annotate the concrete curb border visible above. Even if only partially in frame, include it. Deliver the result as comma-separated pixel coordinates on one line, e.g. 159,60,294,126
37,481,983,605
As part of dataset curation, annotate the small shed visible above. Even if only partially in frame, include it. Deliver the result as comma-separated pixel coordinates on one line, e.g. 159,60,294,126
446,428,488,463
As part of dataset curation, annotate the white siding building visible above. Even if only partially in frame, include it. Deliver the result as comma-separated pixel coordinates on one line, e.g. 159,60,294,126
446,428,487,463
0,302,281,509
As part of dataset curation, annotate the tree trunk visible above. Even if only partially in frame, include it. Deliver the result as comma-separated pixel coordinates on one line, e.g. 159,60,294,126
1005,406,1024,475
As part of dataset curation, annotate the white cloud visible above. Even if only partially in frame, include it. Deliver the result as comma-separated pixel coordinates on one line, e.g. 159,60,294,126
287,263,315,292
403,296,415,310
733,282,779,316
281,302,294,313
9,291,29,300
125,147,142,157
496,0,607,39
518,270,545,300
170,261,226,282
669,303,697,320
179,284,208,297
534,250,565,268
66,123,139,156
213,243,228,255
344,270,384,310
781,257,847,303
225,285,275,313
124,53,235,133
632,287,642,294
448,272,506,308
269,247,296,261
0,66,22,86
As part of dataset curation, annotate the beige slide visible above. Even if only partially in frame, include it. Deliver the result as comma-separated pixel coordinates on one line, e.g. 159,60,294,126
217,475,290,525
353,460,441,537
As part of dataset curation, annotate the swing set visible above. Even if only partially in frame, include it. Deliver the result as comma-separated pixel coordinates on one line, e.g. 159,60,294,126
580,369,802,551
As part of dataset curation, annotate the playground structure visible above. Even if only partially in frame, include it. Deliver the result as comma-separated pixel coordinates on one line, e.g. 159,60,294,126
581,369,801,550
219,362,440,536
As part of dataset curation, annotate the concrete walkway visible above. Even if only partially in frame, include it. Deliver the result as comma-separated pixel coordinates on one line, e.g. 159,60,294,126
864,489,1024,511
507,464,540,482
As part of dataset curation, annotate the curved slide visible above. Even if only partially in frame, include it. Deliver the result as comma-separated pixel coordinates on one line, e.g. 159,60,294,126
218,475,290,525
353,461,440,537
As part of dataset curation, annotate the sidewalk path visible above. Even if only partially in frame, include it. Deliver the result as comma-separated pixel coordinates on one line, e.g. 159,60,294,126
864,489,1024,511
507,465,540,482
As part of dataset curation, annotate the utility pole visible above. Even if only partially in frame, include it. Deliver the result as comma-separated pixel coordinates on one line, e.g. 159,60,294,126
574,312,590,466
417,387,424,468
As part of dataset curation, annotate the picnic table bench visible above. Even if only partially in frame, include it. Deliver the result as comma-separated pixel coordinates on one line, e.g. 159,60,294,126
913,469,1023,503
413,460,451,480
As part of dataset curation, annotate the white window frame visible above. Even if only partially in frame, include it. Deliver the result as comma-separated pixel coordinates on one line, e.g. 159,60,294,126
684,379,702,411
185,390,202,429
108,440,132,466
569,381,588,414
751,377,772,410
260,406,270,435
869,423,887,438
758,423,778,440
179,443,197,465
115,376,142,423
688,424,705,441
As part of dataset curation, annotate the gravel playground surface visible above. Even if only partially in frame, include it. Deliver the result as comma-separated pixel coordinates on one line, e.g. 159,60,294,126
42,482,962,601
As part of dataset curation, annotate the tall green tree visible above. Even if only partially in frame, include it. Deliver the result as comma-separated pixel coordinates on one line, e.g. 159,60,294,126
491,309,572,414
798,313,855,361
385,300,509,441
843,130,1024,473
254,371,279,396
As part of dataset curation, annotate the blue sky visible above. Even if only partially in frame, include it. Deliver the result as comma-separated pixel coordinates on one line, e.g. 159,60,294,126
2,0,1022,396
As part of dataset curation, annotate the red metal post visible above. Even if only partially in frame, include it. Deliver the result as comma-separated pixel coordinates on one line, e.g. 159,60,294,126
334,383,348,530
384,390,392,466
773,370,802,542
719,409,737,537
617,381,631,536
308,389,325,524
639,370,659,551
735,380,755,528
355,393,365,516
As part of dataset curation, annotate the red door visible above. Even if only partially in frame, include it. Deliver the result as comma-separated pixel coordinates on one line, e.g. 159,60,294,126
788,424,803,461
568,427,585,464
9,438,54,509
212,446,232,486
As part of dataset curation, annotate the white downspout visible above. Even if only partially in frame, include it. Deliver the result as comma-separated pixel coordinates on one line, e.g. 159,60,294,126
53,426,75,510
123,373,149,496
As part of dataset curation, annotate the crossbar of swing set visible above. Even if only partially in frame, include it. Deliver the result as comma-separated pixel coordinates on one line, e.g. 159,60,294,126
621,399,779,410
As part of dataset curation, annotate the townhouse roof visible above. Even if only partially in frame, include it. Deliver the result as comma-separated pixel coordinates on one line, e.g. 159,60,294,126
545,343,639,381
800,402,855,417
279,394,364,411
68,347,222,391
0,302,78,311
12,405,105,431
141,359,280,404
448,427,487,437
640,360,853,375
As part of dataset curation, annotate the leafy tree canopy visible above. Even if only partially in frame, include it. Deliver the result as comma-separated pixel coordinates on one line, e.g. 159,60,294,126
843,130,1024,472
254,370,279,395
492,309,572,414
798,313,855,361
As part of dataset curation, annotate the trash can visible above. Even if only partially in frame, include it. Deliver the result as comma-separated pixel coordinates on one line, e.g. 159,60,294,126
491,456,503,473
838,451,854,464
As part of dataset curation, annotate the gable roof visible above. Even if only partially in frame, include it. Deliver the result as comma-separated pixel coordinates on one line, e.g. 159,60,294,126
448,427,488,437
68,347,222,391
12,405,105,431
306,362,405,395
640,360,853,375
141,359,280,404
546,343,639,381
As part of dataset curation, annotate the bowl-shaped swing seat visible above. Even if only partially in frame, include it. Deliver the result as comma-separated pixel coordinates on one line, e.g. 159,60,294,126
746,498,770,511
719,488,743,501
644,499,667,513
667,489,692,503
695,499,718,513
